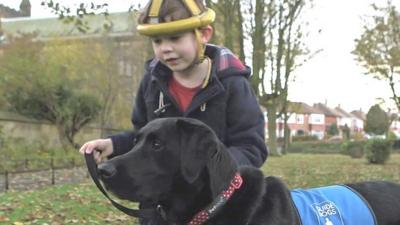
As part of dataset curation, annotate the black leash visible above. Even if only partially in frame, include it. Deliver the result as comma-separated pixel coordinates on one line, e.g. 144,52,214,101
84,152,158,219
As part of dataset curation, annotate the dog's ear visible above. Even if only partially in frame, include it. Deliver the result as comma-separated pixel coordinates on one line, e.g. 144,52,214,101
176,118,217,184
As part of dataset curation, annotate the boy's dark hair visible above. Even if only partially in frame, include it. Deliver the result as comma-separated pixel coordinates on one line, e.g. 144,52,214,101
138,0,206,24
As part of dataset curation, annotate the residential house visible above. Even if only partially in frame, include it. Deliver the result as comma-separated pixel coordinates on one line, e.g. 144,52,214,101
313,103,341,130
276,102,325,140
335,106,354,130
264,101,400,141
0,0,30,19
389,111,400,138
350,109,366,133
391,119,400,138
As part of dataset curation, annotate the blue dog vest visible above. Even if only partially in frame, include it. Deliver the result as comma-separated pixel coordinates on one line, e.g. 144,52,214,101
291,185,377,225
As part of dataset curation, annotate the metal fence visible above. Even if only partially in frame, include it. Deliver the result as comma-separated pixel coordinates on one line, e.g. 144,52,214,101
0,158,89,192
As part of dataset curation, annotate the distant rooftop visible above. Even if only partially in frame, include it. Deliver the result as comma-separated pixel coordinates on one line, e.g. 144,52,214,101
351,110,366,120
288,102,323,114
313,103,341,117
0,0,31,18
335,106,355,118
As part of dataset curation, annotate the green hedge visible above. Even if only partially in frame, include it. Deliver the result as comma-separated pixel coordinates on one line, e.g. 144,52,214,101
292,135,319,142
341,141,366,158
287,141,342,154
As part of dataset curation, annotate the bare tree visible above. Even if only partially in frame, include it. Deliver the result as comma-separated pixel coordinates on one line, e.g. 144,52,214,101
206,0,245,60
247,0,314,155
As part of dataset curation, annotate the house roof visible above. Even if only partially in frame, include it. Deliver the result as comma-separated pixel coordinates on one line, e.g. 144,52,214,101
334,106,354,118
351,110,366,120
0,0,30,18
1,11,139,41
288,102,323,114
313,103,341,117
0,4,22,18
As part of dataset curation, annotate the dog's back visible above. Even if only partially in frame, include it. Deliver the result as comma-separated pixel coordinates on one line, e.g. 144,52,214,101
252,177,400,225
291,184,376,225
347,181,400,225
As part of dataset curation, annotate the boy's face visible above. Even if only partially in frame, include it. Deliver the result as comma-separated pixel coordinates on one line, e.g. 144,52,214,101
151,31,198,72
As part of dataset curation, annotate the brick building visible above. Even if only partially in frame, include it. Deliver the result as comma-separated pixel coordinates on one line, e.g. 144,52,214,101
0,9,152,146
0,0,31,18
275,102,326,139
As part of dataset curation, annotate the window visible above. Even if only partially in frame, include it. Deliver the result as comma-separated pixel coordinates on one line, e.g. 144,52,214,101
296,115,304,124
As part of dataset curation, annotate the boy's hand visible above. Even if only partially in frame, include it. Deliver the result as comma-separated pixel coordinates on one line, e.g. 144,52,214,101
79,138,114,164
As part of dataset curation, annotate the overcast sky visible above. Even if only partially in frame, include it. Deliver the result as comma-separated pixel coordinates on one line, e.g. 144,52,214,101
290,0,398,113
1,0,399,112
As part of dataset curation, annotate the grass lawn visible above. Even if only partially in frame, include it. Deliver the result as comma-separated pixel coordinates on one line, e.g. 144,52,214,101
1,153,399,224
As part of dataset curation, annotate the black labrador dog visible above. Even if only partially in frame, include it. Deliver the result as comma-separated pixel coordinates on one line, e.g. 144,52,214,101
97,118,400,225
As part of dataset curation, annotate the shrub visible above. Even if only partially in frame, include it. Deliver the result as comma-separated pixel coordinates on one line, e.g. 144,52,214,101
387,131,397,141
327,123,339,136
365,105,390,135
365,139,392,164
350,132,366,141
341,141,365,158
287,141,342,154
292,135,319,142
393,139,400,151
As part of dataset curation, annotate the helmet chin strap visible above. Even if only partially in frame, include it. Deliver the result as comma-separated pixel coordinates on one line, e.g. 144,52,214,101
194,29,206,64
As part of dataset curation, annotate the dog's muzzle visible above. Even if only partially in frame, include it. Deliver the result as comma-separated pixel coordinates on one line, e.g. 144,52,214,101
85,152,159,219
98,162,117,179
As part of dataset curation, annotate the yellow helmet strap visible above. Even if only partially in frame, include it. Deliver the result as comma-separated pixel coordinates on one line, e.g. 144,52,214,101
194,29,205,64
182,0,201,16
148,0,163,18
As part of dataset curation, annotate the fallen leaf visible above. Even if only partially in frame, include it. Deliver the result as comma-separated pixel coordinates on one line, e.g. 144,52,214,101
0,216,10,222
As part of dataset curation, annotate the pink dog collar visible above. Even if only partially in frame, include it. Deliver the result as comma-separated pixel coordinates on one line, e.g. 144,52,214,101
188,173,243,225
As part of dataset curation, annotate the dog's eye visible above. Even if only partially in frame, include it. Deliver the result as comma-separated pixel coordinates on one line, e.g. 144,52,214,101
152,139,162,151
133,138,138,145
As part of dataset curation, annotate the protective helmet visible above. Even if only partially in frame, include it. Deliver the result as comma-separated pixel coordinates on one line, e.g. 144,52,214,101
137,0,216,62
137,0,215,36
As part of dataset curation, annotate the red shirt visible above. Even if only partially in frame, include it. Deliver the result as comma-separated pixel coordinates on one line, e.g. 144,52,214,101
169,76,201,112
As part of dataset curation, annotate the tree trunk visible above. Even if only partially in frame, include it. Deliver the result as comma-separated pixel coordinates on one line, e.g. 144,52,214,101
55,123,72,151
267,102,279,155
251,0,266,97
223,0,234,50
283,118,290,154
236,0,246,62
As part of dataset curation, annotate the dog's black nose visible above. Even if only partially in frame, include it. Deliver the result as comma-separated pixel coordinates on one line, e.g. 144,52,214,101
98,162,117,179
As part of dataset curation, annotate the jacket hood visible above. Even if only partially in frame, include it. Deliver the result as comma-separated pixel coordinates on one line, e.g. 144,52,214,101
144,44,251,80
205,44,251,79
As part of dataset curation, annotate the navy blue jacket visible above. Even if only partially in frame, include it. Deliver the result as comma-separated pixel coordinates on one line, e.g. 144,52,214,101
110,45,267,167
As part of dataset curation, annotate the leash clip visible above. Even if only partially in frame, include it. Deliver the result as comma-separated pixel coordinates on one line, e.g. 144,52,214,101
157,204,168,220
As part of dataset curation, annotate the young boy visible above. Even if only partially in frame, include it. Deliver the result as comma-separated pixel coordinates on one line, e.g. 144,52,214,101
80,0,268,224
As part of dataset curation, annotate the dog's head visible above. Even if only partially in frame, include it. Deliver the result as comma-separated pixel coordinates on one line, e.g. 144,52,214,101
98,118,237,203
